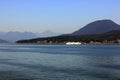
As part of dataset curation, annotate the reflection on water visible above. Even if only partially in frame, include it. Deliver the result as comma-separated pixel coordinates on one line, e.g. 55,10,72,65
0,44,120,80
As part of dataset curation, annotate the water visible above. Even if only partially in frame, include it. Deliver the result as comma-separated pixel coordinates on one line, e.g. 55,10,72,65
0,44,120,80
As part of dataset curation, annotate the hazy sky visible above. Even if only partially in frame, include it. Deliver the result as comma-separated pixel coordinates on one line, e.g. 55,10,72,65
0,0,120,33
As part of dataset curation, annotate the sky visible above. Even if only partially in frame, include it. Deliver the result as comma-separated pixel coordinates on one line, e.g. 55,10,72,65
0,0,120,33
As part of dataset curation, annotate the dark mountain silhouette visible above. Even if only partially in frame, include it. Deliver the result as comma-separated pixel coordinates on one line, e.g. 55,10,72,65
72,20,120,35
16,19,120,44
16,30,120,44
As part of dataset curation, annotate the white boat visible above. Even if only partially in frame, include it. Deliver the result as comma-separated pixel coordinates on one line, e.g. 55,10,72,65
66,42,81,45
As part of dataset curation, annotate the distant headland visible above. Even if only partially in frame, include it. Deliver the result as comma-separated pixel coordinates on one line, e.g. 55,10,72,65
16,20,120,44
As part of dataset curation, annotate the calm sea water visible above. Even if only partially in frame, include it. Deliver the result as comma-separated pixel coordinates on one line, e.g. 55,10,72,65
0,44,120,80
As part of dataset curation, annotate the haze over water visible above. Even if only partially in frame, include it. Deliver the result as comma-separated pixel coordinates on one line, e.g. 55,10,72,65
0,44,120,80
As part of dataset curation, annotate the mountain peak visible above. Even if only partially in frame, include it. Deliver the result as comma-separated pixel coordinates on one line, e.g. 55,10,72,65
89,19,118,26
94,19,114,22
72,19,120,35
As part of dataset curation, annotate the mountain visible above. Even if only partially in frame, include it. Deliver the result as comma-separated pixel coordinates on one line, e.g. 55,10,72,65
0,31,61,42
0,31,38,42
16,30,120,44
0,39,9,43
16,19,120,44
72,20,120,35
